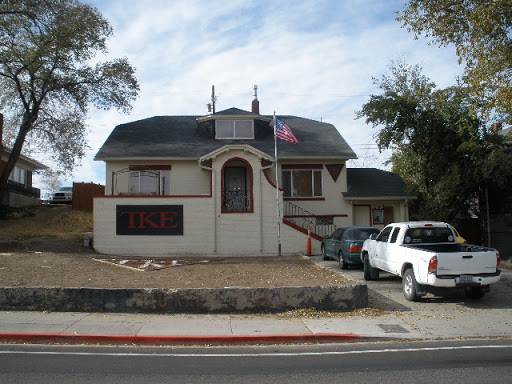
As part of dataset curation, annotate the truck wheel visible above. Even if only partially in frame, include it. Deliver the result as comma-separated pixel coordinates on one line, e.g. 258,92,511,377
403,268,420,302
339,251,348,270
363,254,379,280
465,287,485,299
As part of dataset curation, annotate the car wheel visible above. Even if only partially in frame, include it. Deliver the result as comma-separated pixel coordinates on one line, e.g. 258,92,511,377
465,287,485,299
363,254,379,280
322,245,329,260
339,251,348,270
403,268,420,302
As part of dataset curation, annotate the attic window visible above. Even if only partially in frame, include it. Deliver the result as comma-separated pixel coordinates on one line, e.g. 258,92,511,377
216,120,254,139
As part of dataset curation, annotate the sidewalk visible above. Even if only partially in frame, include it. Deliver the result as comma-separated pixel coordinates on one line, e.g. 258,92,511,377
0,306,510,345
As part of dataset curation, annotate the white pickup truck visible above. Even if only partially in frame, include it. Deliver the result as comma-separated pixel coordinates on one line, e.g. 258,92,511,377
361,222,501,301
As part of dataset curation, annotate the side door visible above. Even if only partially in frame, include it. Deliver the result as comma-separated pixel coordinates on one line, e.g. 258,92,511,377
384,227,402,274
372,226,393,270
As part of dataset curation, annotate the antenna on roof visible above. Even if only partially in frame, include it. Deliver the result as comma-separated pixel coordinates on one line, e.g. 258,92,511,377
207,85,217,114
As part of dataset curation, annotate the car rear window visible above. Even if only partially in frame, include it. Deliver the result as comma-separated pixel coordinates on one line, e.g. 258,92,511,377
404,227,455,244
345,228,379,241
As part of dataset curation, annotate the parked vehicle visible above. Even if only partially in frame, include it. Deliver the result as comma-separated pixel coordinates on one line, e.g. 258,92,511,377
361,222,501,301
322,226,380,269
49,186,73,204
453,227,467,244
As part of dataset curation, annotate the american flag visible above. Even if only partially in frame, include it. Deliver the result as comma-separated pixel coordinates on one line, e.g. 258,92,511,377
275,117,299,144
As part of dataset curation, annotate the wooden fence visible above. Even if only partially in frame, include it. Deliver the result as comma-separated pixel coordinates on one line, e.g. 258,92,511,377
72,182,105,211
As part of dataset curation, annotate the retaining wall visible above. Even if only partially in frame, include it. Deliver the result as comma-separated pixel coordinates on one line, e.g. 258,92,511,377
0,284,368,313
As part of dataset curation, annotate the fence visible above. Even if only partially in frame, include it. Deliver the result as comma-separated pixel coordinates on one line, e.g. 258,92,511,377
72,182,105,211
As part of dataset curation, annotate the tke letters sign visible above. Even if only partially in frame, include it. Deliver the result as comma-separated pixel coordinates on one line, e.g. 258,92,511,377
116,205,184,236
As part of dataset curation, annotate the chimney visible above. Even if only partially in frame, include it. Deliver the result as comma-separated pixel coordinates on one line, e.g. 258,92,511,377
251,85,259,114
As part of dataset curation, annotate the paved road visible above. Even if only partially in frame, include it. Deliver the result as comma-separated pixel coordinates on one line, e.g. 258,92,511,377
1,339,511,383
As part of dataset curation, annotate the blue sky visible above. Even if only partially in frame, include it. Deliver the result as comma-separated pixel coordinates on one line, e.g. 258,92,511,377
38,0,464,189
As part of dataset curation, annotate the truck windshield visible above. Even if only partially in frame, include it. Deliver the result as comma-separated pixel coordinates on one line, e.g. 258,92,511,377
404,227,455,244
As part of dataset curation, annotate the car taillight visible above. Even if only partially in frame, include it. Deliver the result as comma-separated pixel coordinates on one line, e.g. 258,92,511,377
348,244,362,253
497,252,501,271
428,256,438,274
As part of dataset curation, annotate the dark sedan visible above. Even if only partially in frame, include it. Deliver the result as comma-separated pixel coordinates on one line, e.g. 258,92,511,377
322,226,380,269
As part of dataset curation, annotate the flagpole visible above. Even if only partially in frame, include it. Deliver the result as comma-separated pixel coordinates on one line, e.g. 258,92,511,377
273,111,282,256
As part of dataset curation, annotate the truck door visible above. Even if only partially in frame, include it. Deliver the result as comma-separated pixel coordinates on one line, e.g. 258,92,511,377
386,227,402,274
373,226,393,269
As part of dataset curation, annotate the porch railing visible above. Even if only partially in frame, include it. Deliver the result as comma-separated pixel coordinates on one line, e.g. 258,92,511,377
224,188,251,212
283,201,336,238
7,180,41,198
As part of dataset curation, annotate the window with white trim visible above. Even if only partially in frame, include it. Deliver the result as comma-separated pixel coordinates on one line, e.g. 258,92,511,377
282,169,322,197
216,120,254,139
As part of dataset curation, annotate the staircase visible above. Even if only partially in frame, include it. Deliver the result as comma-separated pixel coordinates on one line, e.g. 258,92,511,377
283,201,336,241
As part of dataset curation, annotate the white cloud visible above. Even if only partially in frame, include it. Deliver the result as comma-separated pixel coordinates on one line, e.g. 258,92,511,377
45,0,464,189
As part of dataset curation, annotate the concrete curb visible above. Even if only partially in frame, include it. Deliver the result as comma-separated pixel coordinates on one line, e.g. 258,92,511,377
0,332,362,346
0,284,368,314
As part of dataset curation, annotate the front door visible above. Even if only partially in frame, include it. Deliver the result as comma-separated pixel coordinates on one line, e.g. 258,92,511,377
224,167,248,211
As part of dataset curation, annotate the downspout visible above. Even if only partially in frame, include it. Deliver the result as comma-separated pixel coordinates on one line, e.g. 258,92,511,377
259,160,275,252
198,159,217,253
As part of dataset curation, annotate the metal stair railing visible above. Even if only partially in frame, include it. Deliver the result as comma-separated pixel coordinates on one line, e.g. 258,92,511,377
283,201,336,238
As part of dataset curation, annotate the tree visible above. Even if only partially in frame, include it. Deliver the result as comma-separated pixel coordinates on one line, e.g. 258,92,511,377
0,0,139,204
397,0,512,123
357,61,512,224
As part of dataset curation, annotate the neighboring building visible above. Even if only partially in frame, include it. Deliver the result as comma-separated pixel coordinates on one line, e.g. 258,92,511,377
343,168,414,227
93,98,411,256
0,116,47,207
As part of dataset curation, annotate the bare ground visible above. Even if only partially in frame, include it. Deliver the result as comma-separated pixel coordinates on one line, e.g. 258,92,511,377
0,205,351,289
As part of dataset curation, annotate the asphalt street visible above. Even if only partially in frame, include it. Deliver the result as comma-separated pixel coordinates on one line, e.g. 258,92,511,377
1,339,511,383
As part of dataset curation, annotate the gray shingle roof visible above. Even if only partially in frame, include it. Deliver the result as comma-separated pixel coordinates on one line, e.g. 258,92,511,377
94,108,356,160
344,168,413,199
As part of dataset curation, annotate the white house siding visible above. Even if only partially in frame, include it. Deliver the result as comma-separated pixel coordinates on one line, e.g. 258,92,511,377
214,149,278,255
93,196,215,256
94,148,319,257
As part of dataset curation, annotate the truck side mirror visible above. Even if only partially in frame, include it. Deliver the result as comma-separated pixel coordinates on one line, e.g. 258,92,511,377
369,233,377,240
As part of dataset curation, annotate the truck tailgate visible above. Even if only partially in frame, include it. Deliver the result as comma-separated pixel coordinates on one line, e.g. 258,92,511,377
436,250,497,276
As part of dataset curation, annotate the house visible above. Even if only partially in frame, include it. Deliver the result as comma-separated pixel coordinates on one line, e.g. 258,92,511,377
0,115,47,207
343,168,413,226
93,97,411,256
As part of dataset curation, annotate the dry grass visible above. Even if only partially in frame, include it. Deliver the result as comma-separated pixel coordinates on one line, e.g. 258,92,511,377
0,205,92,240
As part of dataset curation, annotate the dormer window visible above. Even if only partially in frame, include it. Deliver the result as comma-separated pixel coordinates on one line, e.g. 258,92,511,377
216,120,254,139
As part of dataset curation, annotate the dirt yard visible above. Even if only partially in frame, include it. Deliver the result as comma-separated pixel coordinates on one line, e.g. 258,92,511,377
0,205,350,289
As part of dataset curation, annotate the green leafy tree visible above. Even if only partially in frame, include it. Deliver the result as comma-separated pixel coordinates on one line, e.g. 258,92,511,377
0,0,139,204
398,0,512,123
358,60,512,224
